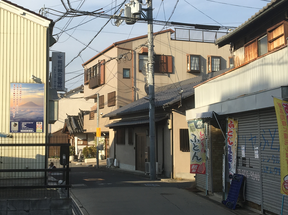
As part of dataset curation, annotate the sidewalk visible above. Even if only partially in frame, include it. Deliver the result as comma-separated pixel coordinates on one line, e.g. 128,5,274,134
70,159,261,215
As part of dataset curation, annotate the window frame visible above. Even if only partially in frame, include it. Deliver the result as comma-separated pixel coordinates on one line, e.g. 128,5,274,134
89,111,95,120
180,129,189,152
139,54,148,73
228,56,234,69
187,54,201,73
267,20,288,52
99,95,104,109
154,55,173,73
123,68,130,79
257,34,268,57
108,91,116,107
207,55,221,73
139,54,173,73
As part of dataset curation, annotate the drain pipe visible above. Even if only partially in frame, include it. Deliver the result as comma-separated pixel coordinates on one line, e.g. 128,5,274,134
171,112,174,179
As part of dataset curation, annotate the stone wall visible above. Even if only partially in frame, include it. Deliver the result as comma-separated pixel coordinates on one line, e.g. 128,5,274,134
0,199,72,215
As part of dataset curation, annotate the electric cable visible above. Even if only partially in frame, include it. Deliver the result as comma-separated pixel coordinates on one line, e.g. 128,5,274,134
65,0,127,68
206,0,262,9
183,0,223,27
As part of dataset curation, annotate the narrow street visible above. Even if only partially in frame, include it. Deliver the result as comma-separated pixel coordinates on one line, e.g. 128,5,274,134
69,162,252,215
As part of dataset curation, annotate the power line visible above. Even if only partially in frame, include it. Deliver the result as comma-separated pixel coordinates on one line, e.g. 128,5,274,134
65,73,82,82
65,0,127,68
183,0,223,27
206,0,262,9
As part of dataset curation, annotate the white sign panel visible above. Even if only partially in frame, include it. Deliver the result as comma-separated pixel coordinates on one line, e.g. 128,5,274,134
51,52,65,91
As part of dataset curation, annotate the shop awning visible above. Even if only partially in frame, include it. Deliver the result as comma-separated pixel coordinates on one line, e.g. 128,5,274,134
186,86,288,121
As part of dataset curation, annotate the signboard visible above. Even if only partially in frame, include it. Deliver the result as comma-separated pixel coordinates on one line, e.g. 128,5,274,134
10,83,44,133
273,97,288,195
227,118,238,179
96,127,101,137
51,52,65,91
188,119,206,174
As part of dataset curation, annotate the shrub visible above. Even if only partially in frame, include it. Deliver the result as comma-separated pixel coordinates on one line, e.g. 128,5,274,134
69,146,75,156
82,146,97,158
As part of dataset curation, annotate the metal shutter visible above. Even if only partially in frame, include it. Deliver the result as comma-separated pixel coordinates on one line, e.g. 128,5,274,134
235,110,262,205
260,108,288,214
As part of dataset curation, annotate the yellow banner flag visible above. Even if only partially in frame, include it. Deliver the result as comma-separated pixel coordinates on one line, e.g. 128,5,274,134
273,97,288,195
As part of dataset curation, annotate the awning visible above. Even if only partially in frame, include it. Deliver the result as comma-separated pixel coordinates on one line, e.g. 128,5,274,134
105,114,169,128
186,86,288,121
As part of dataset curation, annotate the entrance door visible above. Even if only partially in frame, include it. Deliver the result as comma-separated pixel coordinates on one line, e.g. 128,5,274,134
136,133,146,171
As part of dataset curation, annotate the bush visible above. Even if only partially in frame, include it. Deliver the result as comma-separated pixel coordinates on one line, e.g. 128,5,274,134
69,146,75,156
82,146,97,158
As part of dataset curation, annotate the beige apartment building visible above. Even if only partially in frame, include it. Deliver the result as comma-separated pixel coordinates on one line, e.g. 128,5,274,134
82,28,231,164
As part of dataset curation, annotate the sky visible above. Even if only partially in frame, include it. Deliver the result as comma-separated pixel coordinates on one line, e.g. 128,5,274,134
9,0,270,91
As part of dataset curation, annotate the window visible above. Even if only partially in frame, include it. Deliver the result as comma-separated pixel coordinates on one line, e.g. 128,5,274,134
180,129,189,152
108,91,116,107
154,55,173,73
99,95,104,109
116,128,125,145
258,35,268,56
84,69,89,85
89,111,95,120
267,21,288,51
87,68,92,80
86,60,105,89
208,56,221,73
244,40,257,63
139,54,173,73
229,56,234,69
123,68,130,78
139,54,148,73
187,55,201,72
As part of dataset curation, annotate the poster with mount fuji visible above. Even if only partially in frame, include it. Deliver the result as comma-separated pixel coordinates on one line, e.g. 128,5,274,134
10,83,44,133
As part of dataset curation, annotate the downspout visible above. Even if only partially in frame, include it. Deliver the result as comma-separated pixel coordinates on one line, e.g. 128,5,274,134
45,23,51,184
171,112,174,179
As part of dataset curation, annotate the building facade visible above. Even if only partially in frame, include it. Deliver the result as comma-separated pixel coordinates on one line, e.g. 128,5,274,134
186,0,288,213
82,28,231,162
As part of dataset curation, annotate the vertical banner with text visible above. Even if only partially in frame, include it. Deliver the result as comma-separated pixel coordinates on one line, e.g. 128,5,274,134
227,118,238,178
51,52,65,91
188,119,206,174
273,97,288,195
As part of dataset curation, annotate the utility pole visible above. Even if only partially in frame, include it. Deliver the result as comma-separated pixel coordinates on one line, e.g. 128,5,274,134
147,0,156,180
96,93,100,168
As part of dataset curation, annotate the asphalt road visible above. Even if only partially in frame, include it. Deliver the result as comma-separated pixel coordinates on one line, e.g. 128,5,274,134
69,163,246,215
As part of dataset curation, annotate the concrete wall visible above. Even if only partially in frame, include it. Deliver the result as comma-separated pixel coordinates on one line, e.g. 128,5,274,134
0,199,72,215
195,47,288,108
173,111,195,180
51,90,93,134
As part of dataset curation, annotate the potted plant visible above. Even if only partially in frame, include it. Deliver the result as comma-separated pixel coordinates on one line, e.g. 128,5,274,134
83,146,97,163
69,146,75,162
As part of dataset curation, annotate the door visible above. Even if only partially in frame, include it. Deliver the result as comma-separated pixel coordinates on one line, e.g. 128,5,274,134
136,133,146,171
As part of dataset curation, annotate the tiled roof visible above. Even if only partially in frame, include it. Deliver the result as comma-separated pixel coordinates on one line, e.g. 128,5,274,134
104,69,229,118
64,115,83,134
216,0,284,47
